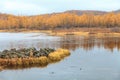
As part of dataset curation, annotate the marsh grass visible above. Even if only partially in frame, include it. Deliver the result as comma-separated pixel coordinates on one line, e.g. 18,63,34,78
48,49,70,62
0,66,3,71
0,49,70,70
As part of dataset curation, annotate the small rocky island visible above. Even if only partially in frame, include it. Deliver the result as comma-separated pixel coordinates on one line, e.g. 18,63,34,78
0,48,70,70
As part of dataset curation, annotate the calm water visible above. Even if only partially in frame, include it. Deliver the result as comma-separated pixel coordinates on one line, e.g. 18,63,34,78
0,33,120,80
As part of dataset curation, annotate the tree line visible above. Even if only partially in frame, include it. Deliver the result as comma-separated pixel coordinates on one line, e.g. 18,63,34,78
0,13,120,30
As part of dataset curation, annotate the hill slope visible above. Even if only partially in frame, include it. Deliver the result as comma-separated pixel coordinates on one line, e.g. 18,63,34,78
64,10,107,15
114,9,120,13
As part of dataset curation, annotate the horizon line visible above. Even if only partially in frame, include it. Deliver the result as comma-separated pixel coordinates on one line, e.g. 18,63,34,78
0,9,119,16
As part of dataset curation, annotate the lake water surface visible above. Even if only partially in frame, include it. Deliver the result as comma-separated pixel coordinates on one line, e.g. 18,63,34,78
0,32,120,80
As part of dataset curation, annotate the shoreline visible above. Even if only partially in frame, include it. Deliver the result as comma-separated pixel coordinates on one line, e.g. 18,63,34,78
0,28,120,37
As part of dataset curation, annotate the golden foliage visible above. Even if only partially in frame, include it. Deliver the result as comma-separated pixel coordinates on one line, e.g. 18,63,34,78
0,13,120,30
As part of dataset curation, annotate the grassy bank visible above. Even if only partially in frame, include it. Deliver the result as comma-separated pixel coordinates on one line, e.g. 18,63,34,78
0,28,120,37
0,48,70,70
50,28,120,37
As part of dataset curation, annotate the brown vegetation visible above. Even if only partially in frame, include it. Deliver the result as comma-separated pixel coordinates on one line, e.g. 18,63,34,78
48,48,70,62
0,66,3,71
0,13,120,30
0,49,70,70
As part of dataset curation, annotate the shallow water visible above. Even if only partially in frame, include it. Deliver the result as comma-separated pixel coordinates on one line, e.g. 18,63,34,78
0,33,120,80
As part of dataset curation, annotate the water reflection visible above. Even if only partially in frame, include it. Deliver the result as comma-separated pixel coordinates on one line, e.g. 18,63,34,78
60,36,120,51
0,33,120,52
0,33,120,80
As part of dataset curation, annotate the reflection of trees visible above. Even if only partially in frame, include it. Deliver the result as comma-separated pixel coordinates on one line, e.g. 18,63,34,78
59,35,81,50
60,36,120,51
2,36,120,52
82,37,120,51
103,38,120,51
82,41,94,51
117,41,120,50
60,43,80,50
81,37,95,51
60,36,96,51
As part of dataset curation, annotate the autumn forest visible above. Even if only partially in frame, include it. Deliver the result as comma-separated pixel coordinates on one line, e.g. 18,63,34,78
0,12,120,30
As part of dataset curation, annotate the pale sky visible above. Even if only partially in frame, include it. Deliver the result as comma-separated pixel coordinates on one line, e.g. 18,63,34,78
0,0,120,15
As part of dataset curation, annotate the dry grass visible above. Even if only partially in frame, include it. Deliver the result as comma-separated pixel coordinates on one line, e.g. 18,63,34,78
0,29,52,33
0,49,70,70
50,31,120,37
50,28,120,37
0,57,49,67
1,28,120,37
48,48,70,61
0,66,3,71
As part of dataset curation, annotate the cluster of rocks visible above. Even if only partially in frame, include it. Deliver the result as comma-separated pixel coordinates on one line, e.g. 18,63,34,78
0,48,55,59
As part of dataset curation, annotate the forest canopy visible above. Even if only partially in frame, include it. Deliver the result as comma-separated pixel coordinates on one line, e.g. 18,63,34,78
0,13,120,30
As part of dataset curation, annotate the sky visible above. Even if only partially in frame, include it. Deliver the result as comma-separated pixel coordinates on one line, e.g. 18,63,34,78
0,0,120,15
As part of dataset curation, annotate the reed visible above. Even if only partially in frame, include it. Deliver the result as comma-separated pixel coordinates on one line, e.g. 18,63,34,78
48,48,70,61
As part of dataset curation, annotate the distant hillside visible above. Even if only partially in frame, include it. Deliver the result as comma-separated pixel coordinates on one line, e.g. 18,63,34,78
1,9,120,17
0,13,8,20
0,13,15,20
114,9,120,13
63,10,107,15
0,9,120,30
63,9,120,15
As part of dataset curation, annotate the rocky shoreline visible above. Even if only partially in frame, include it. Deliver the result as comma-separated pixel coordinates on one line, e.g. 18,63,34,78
0,48,55,59
0,48,70,70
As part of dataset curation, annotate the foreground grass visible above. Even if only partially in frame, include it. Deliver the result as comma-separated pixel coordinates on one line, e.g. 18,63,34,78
0,48,70,70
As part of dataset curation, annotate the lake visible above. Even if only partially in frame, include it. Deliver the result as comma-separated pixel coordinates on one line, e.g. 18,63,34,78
0,32,120,80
